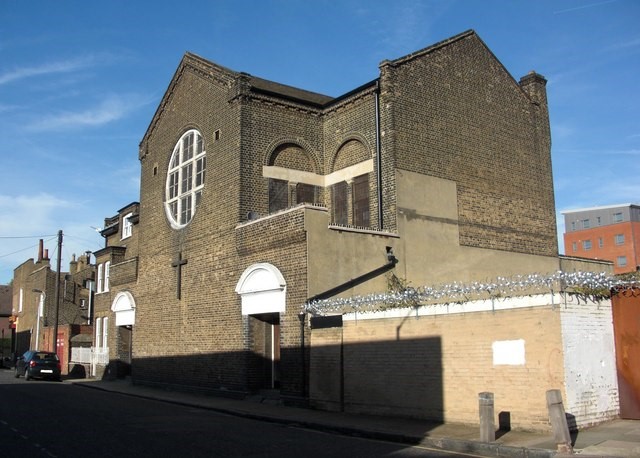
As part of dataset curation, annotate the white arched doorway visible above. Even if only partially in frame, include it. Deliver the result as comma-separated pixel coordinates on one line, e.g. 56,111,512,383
110,291,136,378
236,263,286,389
111,291,136,326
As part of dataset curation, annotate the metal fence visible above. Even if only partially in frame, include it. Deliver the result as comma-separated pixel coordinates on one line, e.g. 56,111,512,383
70,347,109,365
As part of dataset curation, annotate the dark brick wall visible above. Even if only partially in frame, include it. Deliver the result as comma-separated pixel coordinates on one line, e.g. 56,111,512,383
381,32,557,256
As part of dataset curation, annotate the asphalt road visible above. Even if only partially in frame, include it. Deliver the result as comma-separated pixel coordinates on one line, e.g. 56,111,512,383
0,369,480,458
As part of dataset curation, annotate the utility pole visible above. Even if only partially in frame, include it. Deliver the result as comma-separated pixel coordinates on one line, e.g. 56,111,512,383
53,230,63,355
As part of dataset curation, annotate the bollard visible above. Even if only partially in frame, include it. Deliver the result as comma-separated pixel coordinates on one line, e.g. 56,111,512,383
479,392,495,442
546,389,574,454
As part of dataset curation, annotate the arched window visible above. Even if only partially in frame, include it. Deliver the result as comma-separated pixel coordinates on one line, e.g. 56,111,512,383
267,143,318,213
331,139,372,227
165,129,206,228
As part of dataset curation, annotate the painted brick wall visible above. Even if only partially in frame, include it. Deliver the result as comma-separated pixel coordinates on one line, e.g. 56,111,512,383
560,298,619,427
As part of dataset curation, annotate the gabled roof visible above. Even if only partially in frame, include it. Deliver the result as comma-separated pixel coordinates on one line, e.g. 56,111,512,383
247,75,334,107
140,29,534,151
140,52,335,151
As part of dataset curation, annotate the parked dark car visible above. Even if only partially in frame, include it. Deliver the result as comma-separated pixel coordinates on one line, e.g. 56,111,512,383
14,351,61,381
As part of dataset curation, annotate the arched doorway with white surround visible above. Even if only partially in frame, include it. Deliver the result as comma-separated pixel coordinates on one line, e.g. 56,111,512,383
235,263,286,390
110,291,136,378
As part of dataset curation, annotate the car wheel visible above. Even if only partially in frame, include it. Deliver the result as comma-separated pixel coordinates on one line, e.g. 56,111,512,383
24,370,30,381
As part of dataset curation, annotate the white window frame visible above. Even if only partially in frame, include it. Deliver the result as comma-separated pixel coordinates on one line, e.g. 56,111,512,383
582,240,592,251
617,256,628,267
97,264,104,293
95,317,102,349
103,316,108,350
615,234,625,245
165,129,206,229
613,212,623,223
122,212,133,239
104,261,110,292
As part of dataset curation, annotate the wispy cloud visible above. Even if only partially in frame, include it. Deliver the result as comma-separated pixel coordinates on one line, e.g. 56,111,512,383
605,37,640,51
0,192,104,282
0,56,97,86
25,94,152,132
553,0,619,15
0,193,75,243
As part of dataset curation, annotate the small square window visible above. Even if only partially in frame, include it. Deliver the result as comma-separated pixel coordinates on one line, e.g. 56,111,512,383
615,234,625,245
617,256,627,267
214,130,221,141
582,240,592,250
582,219,590,229
613,212,623,223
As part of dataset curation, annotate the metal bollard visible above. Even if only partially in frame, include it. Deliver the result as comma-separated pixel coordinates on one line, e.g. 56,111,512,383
479,392,495,442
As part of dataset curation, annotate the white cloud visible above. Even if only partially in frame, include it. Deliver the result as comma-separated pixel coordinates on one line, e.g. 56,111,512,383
0,56,97,86
0,193,75,235
0,192,105,284
25,94,151,132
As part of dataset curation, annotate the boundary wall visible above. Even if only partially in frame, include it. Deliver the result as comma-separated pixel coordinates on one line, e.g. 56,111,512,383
309,293,618,431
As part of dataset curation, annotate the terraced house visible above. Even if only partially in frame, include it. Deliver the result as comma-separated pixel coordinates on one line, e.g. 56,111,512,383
93,30,619,429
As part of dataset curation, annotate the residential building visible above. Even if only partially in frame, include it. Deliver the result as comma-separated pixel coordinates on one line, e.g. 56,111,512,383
92,202,140,378
0,284,12,362
563,204,640,274
11,240,94,373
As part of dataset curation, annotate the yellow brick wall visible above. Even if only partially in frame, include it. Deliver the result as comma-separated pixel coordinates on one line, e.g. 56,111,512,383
310,303,565,431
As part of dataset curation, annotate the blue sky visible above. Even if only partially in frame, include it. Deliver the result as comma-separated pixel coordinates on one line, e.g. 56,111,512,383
1,0,638,284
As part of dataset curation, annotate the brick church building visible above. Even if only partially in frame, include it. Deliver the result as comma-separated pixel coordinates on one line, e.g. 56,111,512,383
93,30,577,420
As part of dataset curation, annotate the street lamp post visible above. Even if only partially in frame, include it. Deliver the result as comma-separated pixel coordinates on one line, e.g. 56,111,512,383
32,289,45,350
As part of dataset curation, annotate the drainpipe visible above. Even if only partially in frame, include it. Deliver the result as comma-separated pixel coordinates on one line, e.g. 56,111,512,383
298,311,306,398
375,82,383,230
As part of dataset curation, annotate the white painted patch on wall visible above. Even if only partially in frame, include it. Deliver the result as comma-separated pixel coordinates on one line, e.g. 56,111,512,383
492,339,526,366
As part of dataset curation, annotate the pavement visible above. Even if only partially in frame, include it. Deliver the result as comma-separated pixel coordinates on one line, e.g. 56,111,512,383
66,376,640,458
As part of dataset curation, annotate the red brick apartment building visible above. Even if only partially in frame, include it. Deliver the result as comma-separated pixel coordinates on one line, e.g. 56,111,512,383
563,204,640,274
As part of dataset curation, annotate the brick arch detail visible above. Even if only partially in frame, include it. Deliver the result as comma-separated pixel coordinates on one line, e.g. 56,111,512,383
330,134,372,173
264,138,320,174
